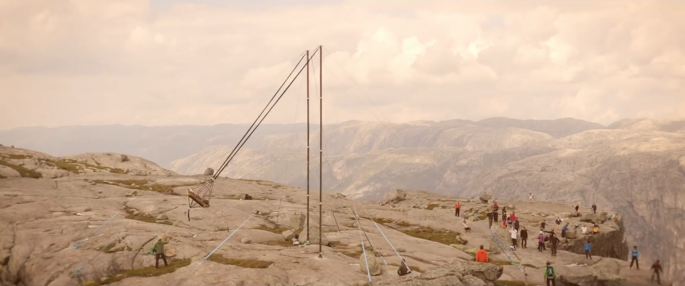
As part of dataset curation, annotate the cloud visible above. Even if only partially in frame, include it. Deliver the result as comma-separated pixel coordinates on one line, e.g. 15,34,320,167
0,0,684,129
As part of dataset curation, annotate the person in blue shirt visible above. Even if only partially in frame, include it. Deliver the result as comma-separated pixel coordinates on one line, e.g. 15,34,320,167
583,239,592,260
630,245,640,270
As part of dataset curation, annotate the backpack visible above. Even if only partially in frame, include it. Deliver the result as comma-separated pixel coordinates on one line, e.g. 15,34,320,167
547,267,555,278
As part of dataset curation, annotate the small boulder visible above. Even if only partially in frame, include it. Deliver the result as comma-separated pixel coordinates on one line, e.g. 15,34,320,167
333,193,346,199
479,194,492,203
120,154,130,162
381,189,407,205
359,251,382,276
240,238,251,244
203,168,214,176
156,214,169,220
461,275,487,286
243,194,253,200
290,211,306,232
281,230,296,241
299,226,328,246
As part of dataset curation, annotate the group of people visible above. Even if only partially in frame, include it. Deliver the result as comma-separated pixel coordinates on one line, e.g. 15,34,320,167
457,200,665,285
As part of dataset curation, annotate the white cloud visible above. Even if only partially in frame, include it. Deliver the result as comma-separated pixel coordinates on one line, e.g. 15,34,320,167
0,0,684,130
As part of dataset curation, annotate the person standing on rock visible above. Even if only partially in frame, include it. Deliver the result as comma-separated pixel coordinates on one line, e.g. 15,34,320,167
529,192,533,204
550,233,559,257
520,227,528,248
510,228,518,250
651,260,662,285
581,225,588,235
454,201,461,217
541,221,546,230
152,238,169,269
575,204,579,213
487,211,493,228
591,203,597,214
544,262,557,286
514,218,520,231
561,223,568,238
630,246,640,270
475,245,489,263
502,207,507,223
583,239,592,260
538,231,545,252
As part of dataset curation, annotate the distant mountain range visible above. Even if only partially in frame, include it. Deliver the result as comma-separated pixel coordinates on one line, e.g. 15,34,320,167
1,117,684,281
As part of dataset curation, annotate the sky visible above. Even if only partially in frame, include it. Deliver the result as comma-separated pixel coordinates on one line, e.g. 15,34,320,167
0,0,684,130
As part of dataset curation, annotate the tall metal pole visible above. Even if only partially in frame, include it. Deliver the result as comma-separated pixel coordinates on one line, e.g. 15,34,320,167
318,44,323,259
306,50,310,241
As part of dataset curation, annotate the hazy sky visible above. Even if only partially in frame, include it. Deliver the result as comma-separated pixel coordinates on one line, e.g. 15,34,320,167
1,0,684,130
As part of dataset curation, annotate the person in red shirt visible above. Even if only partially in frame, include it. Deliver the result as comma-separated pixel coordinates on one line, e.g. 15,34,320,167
454,201,461,217
509,212,516,222
475,245,489,263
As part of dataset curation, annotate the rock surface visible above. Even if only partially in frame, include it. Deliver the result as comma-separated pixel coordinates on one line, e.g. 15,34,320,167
0,147,676,286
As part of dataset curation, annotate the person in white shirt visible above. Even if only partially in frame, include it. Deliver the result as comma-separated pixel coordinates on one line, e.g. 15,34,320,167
510,228,518,249
528,192,533,204
581,225,588,234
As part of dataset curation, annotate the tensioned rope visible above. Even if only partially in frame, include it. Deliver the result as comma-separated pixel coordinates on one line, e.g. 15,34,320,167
212,52,308,179
72,213,119,249
201,213,255,263
358,220,373,285
350,205,387,265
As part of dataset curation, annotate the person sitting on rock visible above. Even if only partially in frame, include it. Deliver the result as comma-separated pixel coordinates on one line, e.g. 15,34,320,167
475,245,489,263
152,238,168,269
544,262,557,286
397,258,411,276
592,224,600,235
462,218,471,232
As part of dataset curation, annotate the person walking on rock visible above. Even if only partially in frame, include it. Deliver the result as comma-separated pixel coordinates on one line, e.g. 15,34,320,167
538,231,545,252
583,239,592,260
454,201,461,217
544,262,556,286
630,246,640,270
153,238,169,269
510,228,518,250
550,233,559,257
475,245,489,263
651,260,662,285
520,227,528,248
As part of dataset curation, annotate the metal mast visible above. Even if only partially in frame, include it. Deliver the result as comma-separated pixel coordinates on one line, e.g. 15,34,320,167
306,50,310,241
318,44,323,258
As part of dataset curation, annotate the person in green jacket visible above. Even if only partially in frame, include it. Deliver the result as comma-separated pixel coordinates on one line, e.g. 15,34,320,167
153,239,168,269
544,262,556,286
